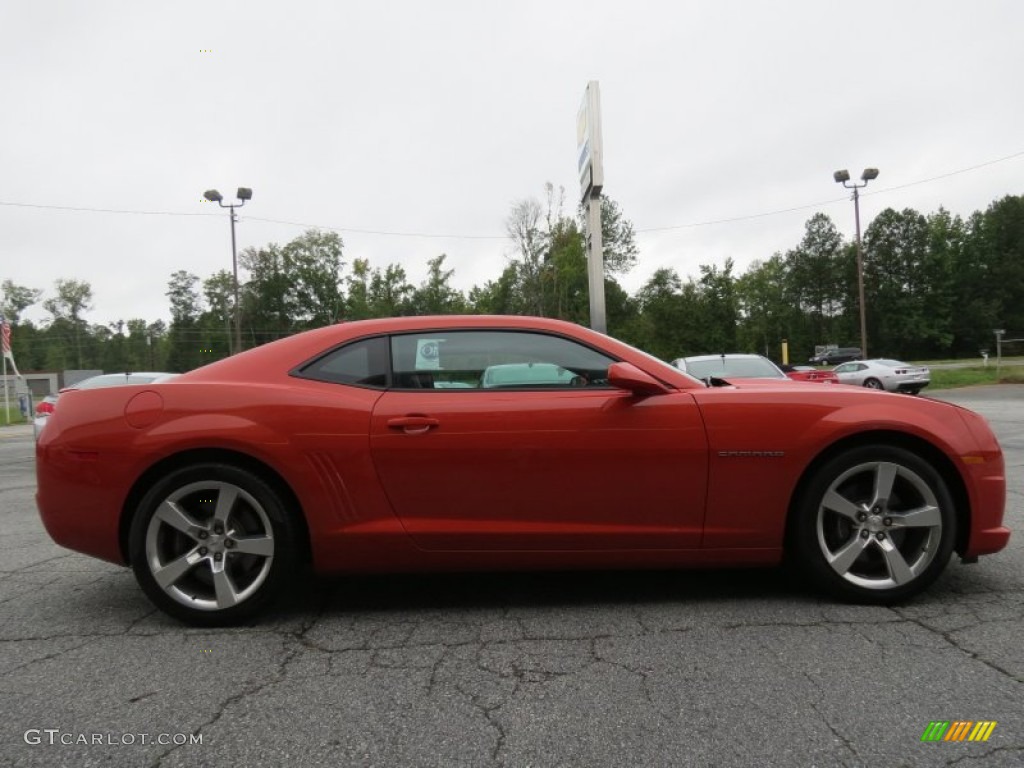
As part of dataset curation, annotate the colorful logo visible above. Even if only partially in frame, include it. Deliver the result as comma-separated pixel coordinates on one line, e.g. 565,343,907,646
921,721,997,742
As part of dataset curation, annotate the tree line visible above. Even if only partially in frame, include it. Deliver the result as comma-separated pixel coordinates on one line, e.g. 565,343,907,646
2,190,1023,374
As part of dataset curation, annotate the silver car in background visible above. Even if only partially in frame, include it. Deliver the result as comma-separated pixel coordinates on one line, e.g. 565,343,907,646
832,359,930,394
671,353,789,381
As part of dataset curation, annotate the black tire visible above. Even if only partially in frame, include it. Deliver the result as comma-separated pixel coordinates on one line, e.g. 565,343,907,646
863,378,884,390
129,463,299,626
905,387,922,396
792,445,956,604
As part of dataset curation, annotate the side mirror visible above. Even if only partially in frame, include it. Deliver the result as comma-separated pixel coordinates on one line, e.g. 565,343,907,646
607,362,670,396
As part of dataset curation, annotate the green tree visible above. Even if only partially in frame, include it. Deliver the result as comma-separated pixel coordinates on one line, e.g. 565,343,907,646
165,271,203,372
368,264,413,317
594,196,639,275
785,214,847,348
281,230,345,327
43,278,94,368
1,280,42,324
411,254,466,314
505,198,547,315
863,207,953,358
697,260,738,353
735,255,792,358
953,196,1024,356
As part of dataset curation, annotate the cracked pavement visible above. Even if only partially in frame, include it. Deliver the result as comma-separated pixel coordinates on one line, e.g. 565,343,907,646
1,386,1022,767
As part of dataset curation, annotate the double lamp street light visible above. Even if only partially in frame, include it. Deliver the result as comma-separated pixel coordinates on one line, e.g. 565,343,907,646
204,187,252,355
833,167,878,361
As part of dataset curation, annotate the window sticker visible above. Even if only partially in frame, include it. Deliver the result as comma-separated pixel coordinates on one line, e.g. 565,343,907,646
416,339,445,370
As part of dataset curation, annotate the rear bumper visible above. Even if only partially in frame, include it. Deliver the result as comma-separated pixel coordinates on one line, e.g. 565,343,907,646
36,443,127,565
895,380,930,392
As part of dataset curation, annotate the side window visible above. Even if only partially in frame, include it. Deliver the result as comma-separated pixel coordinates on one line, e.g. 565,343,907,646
296,336,389,388
389,331,616,390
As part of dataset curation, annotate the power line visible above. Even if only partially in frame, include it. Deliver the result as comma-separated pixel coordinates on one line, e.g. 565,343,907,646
243,216,505,240
0,201,218,217
2,148,1021,237
864,149,1024,196
635,149,1024,234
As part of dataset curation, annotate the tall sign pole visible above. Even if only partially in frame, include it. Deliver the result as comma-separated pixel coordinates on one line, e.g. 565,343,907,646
577,81,606,334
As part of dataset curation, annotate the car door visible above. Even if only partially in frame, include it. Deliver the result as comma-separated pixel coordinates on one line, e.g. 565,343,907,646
369,329,708,551
834,361,866,385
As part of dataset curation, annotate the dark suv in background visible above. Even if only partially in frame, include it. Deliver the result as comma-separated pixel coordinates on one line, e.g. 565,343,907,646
809,347,862,365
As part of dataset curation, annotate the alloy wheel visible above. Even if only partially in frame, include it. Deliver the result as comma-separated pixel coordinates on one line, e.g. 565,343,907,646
815,461,943,590
144,480,275,611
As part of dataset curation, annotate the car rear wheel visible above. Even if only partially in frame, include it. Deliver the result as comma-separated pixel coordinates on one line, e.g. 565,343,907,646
793,445,956,603
863,378,883,389
129,463,299,625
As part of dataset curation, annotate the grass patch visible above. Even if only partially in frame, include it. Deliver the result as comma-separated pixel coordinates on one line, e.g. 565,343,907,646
0,405,29,425
928,366,1024,390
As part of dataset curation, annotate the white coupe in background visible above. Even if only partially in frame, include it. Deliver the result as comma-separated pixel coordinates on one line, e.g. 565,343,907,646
832,359,930,394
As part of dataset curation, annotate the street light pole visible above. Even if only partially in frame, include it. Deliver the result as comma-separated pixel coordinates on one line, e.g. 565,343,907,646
204,187,252,355
833,168,878,360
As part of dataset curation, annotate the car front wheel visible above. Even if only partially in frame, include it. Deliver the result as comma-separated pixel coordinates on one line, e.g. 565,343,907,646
129,463,299,625
793,445,956,603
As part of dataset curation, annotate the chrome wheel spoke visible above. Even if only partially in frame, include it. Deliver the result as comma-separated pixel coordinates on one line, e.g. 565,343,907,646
211,561,241,609
878,538,914,585
872,463,898,509
232,535,274,557
823,489,863,522
890,504,941,529
153,549,201,589
213,486,239,527
154,501,203,539
828,536,870,575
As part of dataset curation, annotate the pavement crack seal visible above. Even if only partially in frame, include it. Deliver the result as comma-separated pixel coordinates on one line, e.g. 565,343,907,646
890,607,1024,684
152,614,322,768
0,636,104,678
590,635,671,722
943,745,1024,766
801,671,860,759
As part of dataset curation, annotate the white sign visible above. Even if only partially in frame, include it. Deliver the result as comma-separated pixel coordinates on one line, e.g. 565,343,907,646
415,338,444,370
576,81,604,202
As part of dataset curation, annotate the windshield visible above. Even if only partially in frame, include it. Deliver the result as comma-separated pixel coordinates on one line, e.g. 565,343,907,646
683,357,786,380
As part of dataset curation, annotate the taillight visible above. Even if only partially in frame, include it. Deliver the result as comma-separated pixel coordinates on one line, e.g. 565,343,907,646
36,401,55,415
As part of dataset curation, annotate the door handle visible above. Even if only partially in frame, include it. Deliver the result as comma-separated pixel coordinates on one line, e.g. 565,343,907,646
387,416,440,434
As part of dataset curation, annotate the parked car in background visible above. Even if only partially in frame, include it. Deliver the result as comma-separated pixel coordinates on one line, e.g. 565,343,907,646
33,372,177,440
671,354,788,381
809,347,862,365
832,359,930,394
34,394,58,416
779,364,839,384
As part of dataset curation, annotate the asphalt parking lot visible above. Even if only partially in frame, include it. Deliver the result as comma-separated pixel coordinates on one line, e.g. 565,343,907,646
1,387,1022,767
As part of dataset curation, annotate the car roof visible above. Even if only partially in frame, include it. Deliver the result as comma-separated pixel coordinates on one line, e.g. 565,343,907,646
176,315,706,391
677,354,766,363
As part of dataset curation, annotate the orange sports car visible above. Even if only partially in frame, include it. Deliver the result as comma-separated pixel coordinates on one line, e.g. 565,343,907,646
36,316,1009,625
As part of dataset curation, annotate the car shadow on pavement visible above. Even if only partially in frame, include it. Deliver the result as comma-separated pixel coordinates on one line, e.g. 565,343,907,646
273,566,809,620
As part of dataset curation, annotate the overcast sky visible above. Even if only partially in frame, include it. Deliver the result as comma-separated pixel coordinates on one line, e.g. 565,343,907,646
2,1,1022,328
